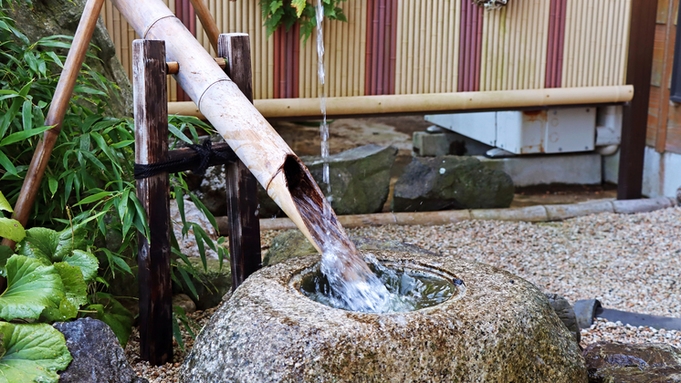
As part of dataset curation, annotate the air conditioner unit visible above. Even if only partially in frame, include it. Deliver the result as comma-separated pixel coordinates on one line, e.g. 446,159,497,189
425,107,613,155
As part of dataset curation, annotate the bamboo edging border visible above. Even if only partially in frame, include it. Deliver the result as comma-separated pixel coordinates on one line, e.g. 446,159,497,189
224,197,678,234
168,84,634,119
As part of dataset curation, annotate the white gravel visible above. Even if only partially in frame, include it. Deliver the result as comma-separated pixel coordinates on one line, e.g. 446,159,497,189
129,206,681,382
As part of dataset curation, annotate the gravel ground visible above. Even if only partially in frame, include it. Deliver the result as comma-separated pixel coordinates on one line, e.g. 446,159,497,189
127,206,681,382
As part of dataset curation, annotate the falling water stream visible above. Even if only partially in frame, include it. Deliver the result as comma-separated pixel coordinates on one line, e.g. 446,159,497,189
295,4,455,313
316,1,330,190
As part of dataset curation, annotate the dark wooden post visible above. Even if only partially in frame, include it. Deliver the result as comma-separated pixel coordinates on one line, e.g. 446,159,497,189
133,39,173,365
617,0,657,199
218,33,262,290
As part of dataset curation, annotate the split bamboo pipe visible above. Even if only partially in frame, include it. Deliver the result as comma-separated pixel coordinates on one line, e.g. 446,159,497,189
2,0,104,248
109,0,328,256
189,0,220,52
168,85,634,119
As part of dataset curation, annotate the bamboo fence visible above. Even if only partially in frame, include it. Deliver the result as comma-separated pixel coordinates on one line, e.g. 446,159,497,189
100,0,633,101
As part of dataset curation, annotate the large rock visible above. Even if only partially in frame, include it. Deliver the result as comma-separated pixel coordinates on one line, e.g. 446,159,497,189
7,0,133,117
54,318,146,383
392,156,514,212
301,144,397,215
583,342,681,382
197,144,396,218
180,251,587,382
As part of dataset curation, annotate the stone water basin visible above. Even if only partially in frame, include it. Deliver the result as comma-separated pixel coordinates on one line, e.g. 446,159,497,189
180,250,587,382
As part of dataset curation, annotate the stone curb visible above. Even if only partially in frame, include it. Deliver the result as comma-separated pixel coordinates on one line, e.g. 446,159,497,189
242,197,679,232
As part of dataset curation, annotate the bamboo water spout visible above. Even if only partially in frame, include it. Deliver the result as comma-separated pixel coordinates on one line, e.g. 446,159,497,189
110,0,371,281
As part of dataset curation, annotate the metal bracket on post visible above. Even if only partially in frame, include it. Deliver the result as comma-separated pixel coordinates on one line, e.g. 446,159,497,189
218,33,262,290
133,39,173,366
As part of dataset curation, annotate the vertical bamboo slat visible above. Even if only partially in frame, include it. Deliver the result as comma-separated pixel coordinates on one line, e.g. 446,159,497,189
101,0,633,100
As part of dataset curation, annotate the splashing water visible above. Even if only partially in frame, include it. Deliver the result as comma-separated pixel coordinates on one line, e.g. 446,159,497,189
291,2,391,313
316,0,330,190
301,254,460,312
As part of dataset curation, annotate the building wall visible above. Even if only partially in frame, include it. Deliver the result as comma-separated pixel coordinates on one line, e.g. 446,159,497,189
643,0,681,197
100,0,632,101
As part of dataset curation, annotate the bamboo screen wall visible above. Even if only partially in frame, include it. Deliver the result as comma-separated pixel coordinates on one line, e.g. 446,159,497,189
101,0,632,102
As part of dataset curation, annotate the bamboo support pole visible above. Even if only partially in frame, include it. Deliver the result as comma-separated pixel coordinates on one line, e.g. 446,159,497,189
189,0,220,52
2,0,104,248
110,0,328,256
168,85,634,119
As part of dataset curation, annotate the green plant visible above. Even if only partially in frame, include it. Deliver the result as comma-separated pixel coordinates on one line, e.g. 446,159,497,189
0,0,227,351
260,0,347,41
0,192,74,382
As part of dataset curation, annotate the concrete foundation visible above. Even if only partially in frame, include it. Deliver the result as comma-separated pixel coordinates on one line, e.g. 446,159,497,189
479,153,602,187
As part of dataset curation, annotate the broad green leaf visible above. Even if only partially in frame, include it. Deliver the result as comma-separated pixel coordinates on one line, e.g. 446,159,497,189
63,250,98,282
0,322,72,383
51,262,88,320
55,223,87,262
0,255,64,321
0,218,25,243
291,0,307,17
0,192,12,213
15,227,58,265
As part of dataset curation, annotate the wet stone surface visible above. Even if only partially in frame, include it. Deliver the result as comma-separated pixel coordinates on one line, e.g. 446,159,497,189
180,251,587,382
583,342,681,382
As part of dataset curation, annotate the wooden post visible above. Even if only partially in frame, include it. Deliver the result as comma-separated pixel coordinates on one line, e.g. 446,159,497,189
617,0,657,199
218,33,262,290
133,39,173,365
189,0,220,52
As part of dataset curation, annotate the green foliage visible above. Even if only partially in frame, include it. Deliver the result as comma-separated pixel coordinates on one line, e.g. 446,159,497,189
0,322,72,383
0,0,228,360
260,0,347,41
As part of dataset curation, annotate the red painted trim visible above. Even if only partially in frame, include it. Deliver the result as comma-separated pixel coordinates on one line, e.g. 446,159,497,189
546,0,567,88
365,0,374,95
377,0,387,94
292,23,300,99
474,8,483,91
388,0,398,94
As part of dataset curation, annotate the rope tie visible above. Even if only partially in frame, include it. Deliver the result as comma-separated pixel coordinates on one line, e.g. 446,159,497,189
134,139,230,179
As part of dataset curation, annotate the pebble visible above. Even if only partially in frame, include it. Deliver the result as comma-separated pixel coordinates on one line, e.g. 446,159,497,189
127,206,681,381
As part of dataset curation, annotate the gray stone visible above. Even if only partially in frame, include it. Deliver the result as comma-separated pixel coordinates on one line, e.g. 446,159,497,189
677,186,681,204
170,199,221,259
7,0,132,118
174,257,231,310
198,144,396,218
301,144,397,215
583,342,681,383
545,293,581,344
54,318,147,383
263,229,437,266
181,251,587,382
392,156,514,212
173,293,197,314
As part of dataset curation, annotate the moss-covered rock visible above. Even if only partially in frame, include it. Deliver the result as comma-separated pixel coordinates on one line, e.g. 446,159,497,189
392,156,514,212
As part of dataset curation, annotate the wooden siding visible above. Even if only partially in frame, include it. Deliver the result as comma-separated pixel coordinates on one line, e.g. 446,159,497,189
101,0,633,101
648,0,681,154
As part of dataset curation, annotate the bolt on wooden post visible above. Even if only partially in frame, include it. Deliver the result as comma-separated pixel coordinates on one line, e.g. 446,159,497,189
133,39,173,366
